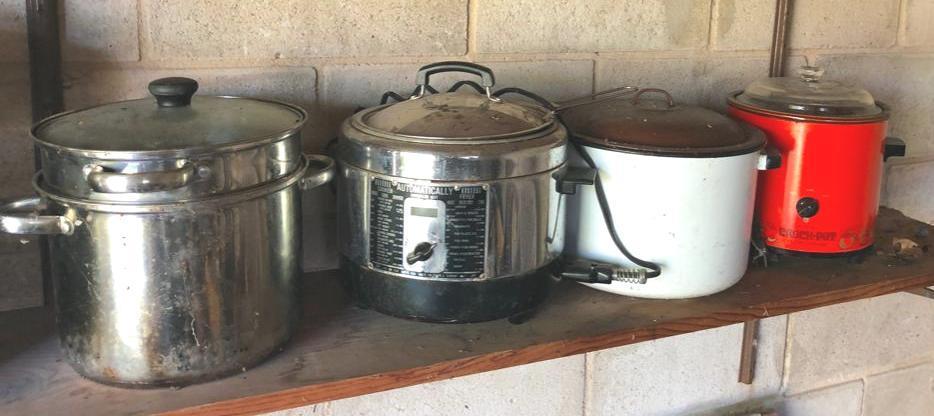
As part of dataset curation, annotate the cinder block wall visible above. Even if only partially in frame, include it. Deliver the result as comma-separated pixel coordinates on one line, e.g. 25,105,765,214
1,1,932,415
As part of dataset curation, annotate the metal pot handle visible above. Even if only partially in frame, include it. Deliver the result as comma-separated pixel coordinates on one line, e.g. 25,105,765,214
757,146,782,170
632,88,675,108
412,61,499,102
300,154,336,190
0,197,74,235
87,162,196,194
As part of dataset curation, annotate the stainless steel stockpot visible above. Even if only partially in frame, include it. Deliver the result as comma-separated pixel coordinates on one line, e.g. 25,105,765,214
334,62,583,323
0,78,334,387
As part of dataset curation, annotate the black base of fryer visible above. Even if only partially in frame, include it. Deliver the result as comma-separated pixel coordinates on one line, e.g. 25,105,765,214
340,256,557,324
767,244,875,262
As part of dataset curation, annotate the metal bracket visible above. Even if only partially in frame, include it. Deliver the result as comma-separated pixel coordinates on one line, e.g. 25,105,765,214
905,287,934,300
738,319,759,384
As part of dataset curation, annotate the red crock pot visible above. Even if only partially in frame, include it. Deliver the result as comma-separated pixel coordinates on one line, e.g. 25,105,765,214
727,66,905,256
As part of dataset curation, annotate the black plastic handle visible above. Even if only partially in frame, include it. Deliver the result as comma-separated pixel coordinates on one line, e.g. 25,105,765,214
553,166,596,195
149,77,199,108
884,137,906,161
415,61,495,89
758,145,783,170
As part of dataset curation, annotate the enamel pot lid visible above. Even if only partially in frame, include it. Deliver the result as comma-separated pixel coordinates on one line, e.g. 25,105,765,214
562,88,765,158
728,66,889,122
32,77,307,159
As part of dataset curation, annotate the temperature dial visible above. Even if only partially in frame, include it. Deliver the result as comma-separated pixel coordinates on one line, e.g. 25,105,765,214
406,242,437,265
796,197,820,218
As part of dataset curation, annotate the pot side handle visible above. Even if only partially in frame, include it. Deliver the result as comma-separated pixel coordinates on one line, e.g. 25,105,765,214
884,137,906,161
87,162,196,194
757,146,782,170
300,154,336,191
0,197,74,235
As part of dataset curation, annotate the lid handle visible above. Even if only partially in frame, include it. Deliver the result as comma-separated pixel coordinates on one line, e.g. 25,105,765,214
798,66,825,83
412,61,499,101
149,77,199,108
632,88,675,108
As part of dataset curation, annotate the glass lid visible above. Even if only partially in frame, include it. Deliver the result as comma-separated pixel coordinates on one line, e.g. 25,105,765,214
562,88,764,157
732,66,882,118
33,77,306,153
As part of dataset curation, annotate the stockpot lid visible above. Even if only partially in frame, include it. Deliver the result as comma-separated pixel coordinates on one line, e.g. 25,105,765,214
33,77,306,157
562,88,765,158
337,62,567,181
730,66,886,120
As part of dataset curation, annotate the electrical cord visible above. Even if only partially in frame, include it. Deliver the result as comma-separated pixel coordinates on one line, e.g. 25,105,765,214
572,141,662,279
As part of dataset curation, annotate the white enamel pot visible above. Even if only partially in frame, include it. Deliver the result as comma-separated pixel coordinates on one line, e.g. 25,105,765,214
560,88,779,299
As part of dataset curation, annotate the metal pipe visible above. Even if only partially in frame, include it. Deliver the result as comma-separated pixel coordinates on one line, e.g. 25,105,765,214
740,0,794,385
26,0,64,306
768,0,792,77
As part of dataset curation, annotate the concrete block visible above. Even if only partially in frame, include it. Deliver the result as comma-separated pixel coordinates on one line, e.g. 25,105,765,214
883,159,934,224
316,60,593,147
862,363,934,416
267,355,585,416
141,0,467,60
903,0,934,46
62,0,139,62
476,0,710,53
780,381,863,416
788,0,899,49
815,54,934,157
0,0,27,63
784,292,934,394
711,0,775,51
596,56,806,112
586,316,787,416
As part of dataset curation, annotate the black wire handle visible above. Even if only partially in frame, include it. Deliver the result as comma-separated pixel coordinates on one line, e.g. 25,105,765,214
448,80,485,94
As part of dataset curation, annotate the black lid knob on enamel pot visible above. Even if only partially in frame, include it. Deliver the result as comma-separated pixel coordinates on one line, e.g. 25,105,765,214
148,77,199,107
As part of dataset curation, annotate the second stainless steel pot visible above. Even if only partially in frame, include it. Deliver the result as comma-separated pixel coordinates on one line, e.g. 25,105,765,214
334,62,578,323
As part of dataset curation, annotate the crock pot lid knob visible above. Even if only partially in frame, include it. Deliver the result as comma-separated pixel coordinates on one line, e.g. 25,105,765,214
149,77,199,108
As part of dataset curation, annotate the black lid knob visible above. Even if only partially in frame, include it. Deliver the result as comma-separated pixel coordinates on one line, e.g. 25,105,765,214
148,77,199,108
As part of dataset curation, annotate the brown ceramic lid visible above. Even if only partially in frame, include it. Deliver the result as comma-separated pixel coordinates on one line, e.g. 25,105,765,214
562,88,765,157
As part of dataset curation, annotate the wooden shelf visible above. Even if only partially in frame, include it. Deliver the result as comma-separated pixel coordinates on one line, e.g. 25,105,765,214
2,208,933,416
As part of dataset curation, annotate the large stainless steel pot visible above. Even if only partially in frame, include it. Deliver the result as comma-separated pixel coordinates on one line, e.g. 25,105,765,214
334,62,586,323
0,78,334,387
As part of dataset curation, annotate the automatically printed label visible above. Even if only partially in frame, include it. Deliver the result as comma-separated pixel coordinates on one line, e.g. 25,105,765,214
369,178,487,279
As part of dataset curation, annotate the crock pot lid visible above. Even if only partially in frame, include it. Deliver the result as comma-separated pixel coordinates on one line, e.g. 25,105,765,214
358,92,554,141
733,66,881,118
562,88,762,156
33,77,306,152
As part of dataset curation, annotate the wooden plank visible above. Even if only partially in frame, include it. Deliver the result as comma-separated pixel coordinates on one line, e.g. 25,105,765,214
1,207,933,416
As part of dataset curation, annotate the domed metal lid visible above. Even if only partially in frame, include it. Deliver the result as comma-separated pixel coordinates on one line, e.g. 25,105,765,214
337,61,567,181
730,66,886,120
356,92,555,143
32,77,306,156
562,88,765,157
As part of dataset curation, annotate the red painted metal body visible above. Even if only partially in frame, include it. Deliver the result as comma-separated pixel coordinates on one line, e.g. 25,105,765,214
728,103,888,255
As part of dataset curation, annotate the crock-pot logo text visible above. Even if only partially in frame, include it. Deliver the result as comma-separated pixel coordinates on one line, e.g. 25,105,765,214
779,228,836,241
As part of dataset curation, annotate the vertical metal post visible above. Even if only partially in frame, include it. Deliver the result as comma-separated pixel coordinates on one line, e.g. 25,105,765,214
26,0,63,306
739,0,793,385
768,0,792,78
